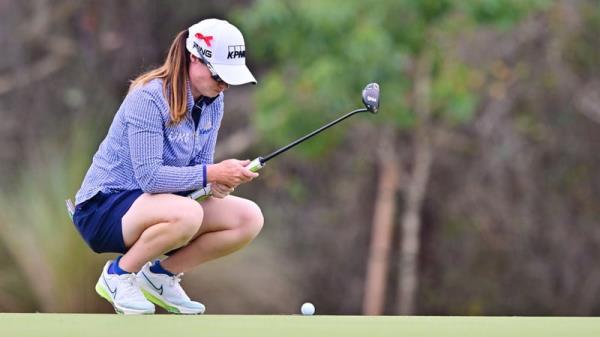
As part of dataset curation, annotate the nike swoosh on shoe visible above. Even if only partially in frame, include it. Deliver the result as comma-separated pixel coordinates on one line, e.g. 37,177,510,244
141,272,164,295
103,275,118,297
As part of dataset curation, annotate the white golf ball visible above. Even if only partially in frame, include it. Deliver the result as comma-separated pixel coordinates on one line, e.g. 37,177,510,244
301,302,315,315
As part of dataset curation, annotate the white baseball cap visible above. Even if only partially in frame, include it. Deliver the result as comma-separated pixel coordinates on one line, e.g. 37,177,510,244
186,19,257,85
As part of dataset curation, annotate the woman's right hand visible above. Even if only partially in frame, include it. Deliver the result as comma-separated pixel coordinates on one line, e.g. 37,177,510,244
207,159,259,188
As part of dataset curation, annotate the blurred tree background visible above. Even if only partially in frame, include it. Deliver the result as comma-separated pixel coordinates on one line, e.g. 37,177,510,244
1,0,599,315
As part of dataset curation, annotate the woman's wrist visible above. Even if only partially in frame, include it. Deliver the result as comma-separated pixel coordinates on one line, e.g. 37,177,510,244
206,163,217,183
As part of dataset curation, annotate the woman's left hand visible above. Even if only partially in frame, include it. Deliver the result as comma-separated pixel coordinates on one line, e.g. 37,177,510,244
211,183,234,199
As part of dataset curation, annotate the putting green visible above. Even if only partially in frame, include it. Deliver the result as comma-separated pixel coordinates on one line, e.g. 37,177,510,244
1,314,599,337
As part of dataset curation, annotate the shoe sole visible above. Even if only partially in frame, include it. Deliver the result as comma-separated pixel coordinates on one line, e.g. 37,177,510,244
140,288,204,315
95,280,155,315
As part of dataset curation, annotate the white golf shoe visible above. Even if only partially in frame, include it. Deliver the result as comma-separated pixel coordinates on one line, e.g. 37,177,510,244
137,262,206,314
95,261,155,315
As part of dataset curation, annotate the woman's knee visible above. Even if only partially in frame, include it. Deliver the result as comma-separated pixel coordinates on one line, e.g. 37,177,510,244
171,198,204,242
238,200,264,239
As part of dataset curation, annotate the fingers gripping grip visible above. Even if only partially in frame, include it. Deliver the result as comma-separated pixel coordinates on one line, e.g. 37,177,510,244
188,157,264,200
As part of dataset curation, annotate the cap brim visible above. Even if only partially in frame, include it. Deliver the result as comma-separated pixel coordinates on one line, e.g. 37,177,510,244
212,63,257,85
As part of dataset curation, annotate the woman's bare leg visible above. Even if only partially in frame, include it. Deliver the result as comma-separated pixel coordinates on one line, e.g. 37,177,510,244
160,195,264,273
117,193,205,272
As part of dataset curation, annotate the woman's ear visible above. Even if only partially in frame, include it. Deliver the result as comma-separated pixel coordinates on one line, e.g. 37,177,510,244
190,54,199,63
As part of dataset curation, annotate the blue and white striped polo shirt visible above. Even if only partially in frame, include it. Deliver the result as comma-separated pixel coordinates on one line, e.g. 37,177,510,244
75,78,223,205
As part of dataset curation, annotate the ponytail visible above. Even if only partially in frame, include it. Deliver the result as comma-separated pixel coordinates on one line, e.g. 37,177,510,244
129,30,190,124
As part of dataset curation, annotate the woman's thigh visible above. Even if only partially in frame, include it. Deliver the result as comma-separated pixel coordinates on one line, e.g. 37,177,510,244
195,195,263,236
121,193,204,248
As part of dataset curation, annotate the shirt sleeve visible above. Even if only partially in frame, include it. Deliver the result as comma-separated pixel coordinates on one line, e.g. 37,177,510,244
124,89,206,193
195,126,219,165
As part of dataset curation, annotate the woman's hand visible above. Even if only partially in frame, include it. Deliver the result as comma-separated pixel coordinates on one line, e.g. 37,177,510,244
207,159,259,188
211,183,234,199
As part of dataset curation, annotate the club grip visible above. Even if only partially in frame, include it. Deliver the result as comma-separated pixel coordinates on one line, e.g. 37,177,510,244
188,186,213,200
188,157,264,200
246,157,264,172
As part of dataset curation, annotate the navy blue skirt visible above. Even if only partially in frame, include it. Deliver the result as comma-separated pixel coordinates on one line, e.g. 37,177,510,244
73,190,144,254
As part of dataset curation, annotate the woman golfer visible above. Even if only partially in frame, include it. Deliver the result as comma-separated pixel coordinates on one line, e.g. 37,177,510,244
73,18,263,314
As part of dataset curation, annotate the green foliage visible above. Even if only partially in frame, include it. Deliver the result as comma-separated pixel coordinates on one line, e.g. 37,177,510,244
235,0,548,158
431,54,481,124
464,0,551,28
0,122,106,311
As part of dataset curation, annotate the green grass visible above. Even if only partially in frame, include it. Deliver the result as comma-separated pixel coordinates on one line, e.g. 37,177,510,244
1,314,600,337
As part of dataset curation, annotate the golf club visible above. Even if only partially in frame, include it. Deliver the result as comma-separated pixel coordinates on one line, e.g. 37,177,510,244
188,82,380,200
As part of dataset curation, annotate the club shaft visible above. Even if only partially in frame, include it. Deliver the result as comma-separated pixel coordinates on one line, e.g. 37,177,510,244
262,108,367,163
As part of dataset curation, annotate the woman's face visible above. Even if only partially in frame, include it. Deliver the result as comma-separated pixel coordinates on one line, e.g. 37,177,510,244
188,54,229,99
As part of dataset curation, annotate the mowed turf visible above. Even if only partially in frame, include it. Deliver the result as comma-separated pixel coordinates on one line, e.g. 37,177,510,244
1,314,600,337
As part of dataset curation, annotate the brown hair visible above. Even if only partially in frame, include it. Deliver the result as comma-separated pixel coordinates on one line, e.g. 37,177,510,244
129,30,190,124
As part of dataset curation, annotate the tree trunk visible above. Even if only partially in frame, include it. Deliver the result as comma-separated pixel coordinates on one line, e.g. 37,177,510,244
362,126,399,315
396,53,433,315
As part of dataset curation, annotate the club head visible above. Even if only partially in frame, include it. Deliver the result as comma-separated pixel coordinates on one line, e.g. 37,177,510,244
361,83,380,113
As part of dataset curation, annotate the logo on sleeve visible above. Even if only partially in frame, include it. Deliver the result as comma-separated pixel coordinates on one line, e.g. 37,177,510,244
167,131,193,143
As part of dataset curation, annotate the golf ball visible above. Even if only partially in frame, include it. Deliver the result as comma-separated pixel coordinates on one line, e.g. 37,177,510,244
301,302,315,315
